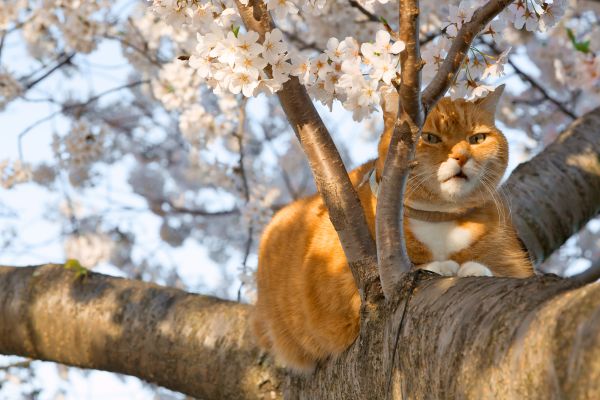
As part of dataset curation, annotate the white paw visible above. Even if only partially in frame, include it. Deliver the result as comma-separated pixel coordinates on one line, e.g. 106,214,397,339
457,261,493,277
420,260,459,276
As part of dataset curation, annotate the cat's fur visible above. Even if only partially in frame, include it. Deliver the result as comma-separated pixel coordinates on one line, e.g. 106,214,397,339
252,88,534,371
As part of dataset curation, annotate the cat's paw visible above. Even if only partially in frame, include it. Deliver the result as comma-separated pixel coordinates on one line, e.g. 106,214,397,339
458,261,493,277
420,260,459,276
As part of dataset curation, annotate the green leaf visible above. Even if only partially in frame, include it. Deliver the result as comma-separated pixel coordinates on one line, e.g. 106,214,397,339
232,25,240,38
379,16,388,25
64,259,89,279
566,27,576,42
566,28,591,54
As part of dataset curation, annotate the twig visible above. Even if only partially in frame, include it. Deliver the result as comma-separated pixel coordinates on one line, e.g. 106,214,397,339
483,40,578,120
18,80,149,160
0,31,6,63
25,53,76,90
280,28,321,52
507,58,576,119
233,99,254,302
348,0,380,22
103,34,164,67
164,202,239,217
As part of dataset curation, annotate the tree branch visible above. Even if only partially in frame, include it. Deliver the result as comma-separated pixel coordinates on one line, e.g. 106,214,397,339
422,0,514,110
572,259,600,285
505,107,600,265
0,264,282,400
375,0,424,299
235,0,378,297
3,265,600,399
291,272,600,399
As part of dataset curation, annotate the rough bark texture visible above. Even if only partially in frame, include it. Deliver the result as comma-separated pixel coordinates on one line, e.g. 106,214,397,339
505,107,600,264
288,273,600,400
0,264,282,400
2,265,599,399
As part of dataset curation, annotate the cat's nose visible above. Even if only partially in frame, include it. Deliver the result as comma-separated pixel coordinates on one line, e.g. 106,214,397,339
451,153,469,166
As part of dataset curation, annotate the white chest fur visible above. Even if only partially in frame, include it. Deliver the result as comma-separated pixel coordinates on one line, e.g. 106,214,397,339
409,219,474,261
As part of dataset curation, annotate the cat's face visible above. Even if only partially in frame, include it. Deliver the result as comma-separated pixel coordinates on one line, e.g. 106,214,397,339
406,88,508,209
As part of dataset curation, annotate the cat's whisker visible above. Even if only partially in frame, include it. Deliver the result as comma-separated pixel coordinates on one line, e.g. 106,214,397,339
479,170,506,223
405,171,437,198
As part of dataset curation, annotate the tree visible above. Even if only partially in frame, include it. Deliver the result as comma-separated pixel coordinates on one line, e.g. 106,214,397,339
1,0,599,398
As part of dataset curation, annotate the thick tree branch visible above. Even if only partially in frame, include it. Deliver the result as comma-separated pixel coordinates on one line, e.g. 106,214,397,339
376,0,424,299
0,264,282,400
422,0,514,110
505,107,600,265
2,265,600,399
235,0,378,297
291,272,600,399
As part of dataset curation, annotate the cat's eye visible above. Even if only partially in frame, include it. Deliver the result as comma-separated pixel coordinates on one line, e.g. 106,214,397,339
422,133,442,144
468,133,487,145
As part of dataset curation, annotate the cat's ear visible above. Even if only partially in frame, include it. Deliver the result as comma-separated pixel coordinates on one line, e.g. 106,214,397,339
476,84,505,114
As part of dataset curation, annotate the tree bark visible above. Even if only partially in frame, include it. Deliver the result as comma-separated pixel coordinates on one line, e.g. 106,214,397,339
289,273,600,399
0,264,282,400
504,107,600,265
1,265,599,399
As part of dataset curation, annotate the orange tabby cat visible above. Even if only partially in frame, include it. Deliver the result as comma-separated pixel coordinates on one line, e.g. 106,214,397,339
252,86,534,371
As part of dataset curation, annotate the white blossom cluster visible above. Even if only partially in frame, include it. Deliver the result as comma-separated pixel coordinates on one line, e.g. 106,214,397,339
0,159,31,189
189,27,292,97
0,0,26,30
420,0,568,100
298,31,405,120
52,120,106,186
149,0,570,121
504,10,600,139
31,163,57,187
152,60,202,110
505,0,567,32
18,0,108,58
240,183,280,235
179,104,217,145
0,70,23,111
